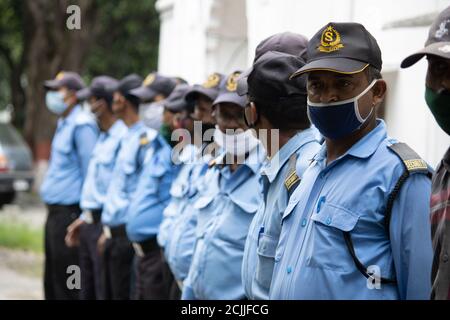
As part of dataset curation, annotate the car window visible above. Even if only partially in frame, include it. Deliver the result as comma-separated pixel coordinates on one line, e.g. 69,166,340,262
0,123,25,146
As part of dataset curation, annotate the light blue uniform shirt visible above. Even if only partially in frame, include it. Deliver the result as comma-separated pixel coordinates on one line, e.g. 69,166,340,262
40,105,98,205
80,120,127,214
101,121,152,227
242,127,321,300
126,134,180,242
182,146,266,300
270,120,433,300
157,144,207,250
161,146,211,282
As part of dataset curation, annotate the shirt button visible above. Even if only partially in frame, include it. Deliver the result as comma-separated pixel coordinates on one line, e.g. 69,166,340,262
443,253,449,263
326,217,332,225
301,219,307,227
287,266,292,274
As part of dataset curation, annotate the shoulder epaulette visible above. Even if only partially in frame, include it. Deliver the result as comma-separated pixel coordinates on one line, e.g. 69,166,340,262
387,142,432,178
284,153,300,197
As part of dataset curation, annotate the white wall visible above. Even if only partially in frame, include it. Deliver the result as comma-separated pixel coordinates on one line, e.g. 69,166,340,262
157,0,450,166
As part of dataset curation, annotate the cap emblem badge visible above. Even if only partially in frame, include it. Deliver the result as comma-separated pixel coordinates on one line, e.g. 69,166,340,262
226,72,240,92
318,25,344,53
143,73,156,86
203,73,220,88
56,72,65,80
435,20,450,39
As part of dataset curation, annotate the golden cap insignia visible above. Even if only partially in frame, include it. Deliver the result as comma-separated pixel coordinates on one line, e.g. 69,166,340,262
318,25,344,53
203,73,220,88
56,72,65,80
226,72,240,92
143,73,156,87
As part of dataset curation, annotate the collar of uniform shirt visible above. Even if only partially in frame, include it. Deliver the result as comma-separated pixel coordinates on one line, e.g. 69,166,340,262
57,104,82,126
262,128,318,183
108,120,126,137
126,120,144,134
314,119,388,164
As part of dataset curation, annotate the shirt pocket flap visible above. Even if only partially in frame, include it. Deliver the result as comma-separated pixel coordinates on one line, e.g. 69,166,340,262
170,184,187,198
53,133,73,154
146,160,168,178
310,203,359,232
96,145,118,164
257,234,278,258
123,160,138,175
228,192,260,214
193,196,215,209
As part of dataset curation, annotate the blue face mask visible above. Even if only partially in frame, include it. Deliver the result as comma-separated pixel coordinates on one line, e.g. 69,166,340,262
46,91,69,115
307,79,378,140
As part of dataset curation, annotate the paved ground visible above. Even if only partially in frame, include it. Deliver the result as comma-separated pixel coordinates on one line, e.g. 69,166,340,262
0,248,43,300
0,192,45,300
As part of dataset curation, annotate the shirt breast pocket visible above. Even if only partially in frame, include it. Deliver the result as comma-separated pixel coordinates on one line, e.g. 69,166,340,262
96,145,119,189
122,161,139,194
193,196,216,238
215,197,258,247
307,203,360,273
255,233,278,290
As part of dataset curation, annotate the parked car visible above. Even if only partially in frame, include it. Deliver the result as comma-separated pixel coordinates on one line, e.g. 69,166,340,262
0,122,34,206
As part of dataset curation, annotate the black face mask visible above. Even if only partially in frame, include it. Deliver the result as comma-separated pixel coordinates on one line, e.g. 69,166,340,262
425,86,450,136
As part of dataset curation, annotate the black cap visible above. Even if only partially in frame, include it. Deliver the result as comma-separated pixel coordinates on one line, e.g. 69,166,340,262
254,32,309,62
243,51,307,102
111,74,143,96
76,76,118,101
44,71,85,91
212,71,246,108
401,7,450,68
164,84,195,113
238,32,309,95
129,72,177,101
185,72,226,102
291,22,382,78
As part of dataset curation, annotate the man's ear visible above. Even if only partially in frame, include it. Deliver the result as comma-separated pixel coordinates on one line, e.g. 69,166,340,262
247,102,259,126
67,90,78,106
372,79,387,106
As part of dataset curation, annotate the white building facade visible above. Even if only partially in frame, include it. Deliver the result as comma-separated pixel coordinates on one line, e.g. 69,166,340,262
155,0,450,167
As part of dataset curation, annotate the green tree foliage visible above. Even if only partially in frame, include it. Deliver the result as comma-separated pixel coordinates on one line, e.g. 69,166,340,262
0,0,159,140
84,0,160,80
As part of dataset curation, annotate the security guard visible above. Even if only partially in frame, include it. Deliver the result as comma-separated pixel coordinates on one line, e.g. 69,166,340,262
160,73,224,298
100,74,149,300
182,71,266,300
238,51,321,300
270,22,433,300
401,6,450,300
130,72,177,131
125,85,191,300
42,71,99,300
64,76,127,300
155,84,200,300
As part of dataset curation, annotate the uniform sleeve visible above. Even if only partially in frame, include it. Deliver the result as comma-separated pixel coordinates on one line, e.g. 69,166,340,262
74,124,98,178
389,173,433,300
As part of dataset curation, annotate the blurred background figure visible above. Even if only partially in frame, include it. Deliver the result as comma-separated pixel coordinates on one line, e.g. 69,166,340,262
41,71,99,300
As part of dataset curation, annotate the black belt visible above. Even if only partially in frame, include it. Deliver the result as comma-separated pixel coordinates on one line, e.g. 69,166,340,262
47,203,80,212
132,237,159,257
103,224,127,239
